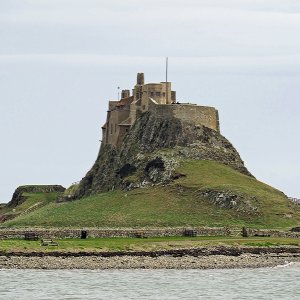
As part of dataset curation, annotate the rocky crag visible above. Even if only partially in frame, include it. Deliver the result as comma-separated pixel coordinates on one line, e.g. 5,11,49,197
7,185,65,208
74,112,252,199
0,185,65,223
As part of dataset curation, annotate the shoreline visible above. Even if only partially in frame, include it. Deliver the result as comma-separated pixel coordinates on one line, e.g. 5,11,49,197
1,246,300,270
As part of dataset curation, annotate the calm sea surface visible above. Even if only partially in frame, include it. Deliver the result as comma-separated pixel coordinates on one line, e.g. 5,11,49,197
1,264,300,300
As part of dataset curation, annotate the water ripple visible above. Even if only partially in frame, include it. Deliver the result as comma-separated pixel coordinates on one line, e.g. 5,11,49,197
0,266,300,300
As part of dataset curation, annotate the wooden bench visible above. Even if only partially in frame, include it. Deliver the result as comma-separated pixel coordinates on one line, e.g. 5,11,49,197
40,238,59,246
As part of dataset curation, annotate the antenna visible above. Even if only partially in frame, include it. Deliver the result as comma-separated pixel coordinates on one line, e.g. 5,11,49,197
166,57,168,104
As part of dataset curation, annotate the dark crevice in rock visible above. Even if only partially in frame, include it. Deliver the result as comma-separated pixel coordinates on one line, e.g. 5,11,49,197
145,157,165,172
117,164,137,178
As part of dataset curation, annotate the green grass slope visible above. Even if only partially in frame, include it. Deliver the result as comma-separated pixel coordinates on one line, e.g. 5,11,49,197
3,161,300,229
0,191,60,222
1,236,300,253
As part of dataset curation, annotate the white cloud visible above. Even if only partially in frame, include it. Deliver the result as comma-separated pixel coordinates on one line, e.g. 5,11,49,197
2,0,300,26
0,54,299,77
1,1,299,58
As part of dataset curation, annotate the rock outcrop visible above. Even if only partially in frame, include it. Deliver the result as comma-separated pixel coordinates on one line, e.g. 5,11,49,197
7,185,66,208
75,112,252,199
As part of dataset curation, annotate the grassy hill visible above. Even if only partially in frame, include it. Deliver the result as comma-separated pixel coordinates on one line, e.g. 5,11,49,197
0,191,60,222
2,160,300,229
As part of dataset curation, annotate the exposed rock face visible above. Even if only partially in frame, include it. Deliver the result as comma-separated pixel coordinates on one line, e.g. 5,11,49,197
199,190,258,213
7,185,66,208
75,112,252,199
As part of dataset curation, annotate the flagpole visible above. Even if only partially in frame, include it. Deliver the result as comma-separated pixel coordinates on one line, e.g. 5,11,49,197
166,57,168,104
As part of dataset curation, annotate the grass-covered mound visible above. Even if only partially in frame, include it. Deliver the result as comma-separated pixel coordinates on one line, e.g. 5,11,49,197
0,190,61,222
3,161,300,229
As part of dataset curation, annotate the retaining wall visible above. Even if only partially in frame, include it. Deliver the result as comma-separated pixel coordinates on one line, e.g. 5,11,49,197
0,227,299,239
0,227,230,239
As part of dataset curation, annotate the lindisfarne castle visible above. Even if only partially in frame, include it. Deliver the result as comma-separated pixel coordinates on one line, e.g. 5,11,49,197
102,73,220,148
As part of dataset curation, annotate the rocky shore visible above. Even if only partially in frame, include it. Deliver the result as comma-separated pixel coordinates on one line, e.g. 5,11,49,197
1,247,300,269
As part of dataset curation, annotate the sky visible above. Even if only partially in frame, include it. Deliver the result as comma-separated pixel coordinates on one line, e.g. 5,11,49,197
0,0,299,202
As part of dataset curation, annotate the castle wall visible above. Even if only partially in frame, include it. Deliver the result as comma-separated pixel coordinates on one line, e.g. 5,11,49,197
117,125,130,148
106,109,130,146
148,100,220,132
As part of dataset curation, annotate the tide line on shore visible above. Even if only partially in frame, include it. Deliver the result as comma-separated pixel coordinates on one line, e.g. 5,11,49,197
1,247,300,270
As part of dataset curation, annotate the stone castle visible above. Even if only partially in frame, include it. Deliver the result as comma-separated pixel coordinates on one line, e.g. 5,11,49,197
102,73,220,148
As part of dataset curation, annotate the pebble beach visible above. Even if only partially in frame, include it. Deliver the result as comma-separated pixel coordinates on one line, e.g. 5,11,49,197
1,248,300,269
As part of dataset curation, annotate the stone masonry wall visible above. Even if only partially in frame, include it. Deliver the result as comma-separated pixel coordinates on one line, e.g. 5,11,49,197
148,100,220,132
0,227,230,239
0,227,299,239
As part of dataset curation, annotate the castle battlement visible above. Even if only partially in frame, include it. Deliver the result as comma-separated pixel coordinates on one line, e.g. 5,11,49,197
102,73,220,148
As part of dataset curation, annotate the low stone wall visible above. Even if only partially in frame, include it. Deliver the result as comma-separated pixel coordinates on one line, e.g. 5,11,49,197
244,228,300,239
0,227,299,239
0,227,230,239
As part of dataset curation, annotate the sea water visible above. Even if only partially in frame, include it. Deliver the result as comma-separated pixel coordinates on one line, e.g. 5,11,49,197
0,263,300,300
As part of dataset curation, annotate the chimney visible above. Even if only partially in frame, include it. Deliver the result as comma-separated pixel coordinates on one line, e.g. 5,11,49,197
137,73,145,85
121,89,130,99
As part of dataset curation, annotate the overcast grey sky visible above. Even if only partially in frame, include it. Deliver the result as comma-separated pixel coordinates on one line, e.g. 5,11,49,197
0,0,299,202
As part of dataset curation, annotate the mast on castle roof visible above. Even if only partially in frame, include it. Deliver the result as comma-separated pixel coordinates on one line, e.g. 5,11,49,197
166,57,168,104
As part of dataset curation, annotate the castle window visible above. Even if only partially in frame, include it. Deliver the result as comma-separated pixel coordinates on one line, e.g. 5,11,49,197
150,92,154,97
156,92,161,97
111,124,113,134
162,92,166,97
142,105,146,110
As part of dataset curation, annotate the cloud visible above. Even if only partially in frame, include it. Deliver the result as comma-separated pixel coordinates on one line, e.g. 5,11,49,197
2,0,300,25
3,0,300,12
1,1,299,59
0,54,299,77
